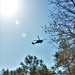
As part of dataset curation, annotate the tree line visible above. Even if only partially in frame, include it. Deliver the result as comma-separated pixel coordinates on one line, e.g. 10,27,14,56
1,55,54,75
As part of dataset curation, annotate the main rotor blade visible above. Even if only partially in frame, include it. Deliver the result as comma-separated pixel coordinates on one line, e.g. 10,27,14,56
37,36,40,40
42,39,46,40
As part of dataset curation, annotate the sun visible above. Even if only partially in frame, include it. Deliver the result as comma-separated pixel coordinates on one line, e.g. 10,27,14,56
1,0,18,17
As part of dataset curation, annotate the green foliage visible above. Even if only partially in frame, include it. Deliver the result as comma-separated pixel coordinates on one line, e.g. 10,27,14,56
20,55,52,75
2,69,9,75
1,55,53,75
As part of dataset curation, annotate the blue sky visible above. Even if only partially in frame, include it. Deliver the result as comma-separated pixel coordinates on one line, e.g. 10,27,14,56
0,0,57,70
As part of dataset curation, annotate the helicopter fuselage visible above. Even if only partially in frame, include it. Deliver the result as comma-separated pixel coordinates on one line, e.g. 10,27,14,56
36,40,43,43
32,40,43,45
32,36,45,45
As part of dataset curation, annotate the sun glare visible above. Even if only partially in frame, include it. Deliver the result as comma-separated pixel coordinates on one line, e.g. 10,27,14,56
1,0,18,17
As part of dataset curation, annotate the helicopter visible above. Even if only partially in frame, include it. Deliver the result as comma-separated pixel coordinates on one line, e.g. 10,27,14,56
32,36,46,45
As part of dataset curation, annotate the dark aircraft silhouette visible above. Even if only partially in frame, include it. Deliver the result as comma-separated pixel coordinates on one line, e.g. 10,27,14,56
32,36,46,45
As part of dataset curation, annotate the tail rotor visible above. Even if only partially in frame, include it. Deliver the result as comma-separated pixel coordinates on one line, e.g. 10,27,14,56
32,42,34,45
